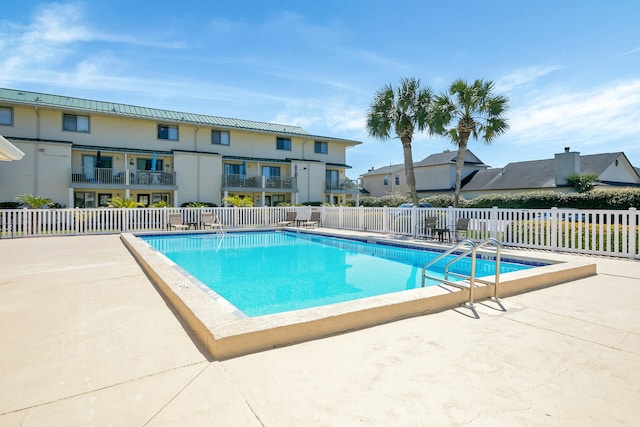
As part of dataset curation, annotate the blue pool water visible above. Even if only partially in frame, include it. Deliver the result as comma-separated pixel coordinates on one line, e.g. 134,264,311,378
141,231,539,317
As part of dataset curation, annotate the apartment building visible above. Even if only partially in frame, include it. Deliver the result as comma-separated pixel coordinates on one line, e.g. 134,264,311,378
0,88,361,207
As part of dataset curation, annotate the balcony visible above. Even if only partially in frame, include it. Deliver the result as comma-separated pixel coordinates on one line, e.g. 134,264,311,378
325,179,359,193
222,174,296,191
71,167,176,186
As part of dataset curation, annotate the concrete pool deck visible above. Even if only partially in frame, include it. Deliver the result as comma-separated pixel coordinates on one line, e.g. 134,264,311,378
1,233,639,426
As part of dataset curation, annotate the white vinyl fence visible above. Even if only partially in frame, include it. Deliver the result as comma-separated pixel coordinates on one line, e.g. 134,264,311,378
1,206,638,259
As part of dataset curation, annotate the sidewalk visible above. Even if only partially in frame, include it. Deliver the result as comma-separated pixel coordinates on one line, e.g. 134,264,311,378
1,234,639,426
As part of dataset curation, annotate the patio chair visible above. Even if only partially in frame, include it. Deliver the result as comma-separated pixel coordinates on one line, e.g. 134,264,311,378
302,211,321,228
452,218,471,242
201,212,222,230
277,211,297,226
167,213,190,231
420,216,438,239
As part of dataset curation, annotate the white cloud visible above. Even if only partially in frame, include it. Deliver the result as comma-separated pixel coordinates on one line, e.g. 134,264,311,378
29,2,91,43
508,79,640,145
0,2,184,87
614,46,640,57
273,99,367,136
496,65,562,92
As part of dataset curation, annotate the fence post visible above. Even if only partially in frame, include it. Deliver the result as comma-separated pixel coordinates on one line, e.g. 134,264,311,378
550,207,558,251
382,206,388,234
491,206,499,240
447,206,455,229
124,208,130,232
629,207,637,260
74,208,80,235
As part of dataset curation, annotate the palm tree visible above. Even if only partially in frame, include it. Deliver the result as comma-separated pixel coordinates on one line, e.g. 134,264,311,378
14,194,53,208
432,79,509,207
366,77,434,206
223,195,254,207
107,197,143,208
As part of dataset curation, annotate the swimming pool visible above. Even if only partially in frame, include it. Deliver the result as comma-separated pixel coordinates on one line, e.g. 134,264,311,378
141,231,537,317
123,229,596,359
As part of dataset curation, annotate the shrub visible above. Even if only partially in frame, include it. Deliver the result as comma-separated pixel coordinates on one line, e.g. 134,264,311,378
180,201,218,207
356,189,640,210
222,196,253,207
107,197,144,208
14,194,54,209
565,173,599,193
0,201,21,209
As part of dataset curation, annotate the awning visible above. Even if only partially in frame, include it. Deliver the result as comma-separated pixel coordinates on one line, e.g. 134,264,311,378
0,135,25,161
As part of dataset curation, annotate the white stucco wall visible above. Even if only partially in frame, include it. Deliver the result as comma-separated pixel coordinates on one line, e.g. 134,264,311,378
0,140,71,205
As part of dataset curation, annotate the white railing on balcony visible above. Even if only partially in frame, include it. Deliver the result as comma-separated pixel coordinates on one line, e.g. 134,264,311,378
325,179,359,192
222,174,296,190
1,206,638,259
71,168,176,186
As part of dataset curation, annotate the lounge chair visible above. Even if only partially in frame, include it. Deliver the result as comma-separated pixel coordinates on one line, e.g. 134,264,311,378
201,213,222,230
302,211,321,228
167,213,190,231
277,211,297,226
200,212,222,229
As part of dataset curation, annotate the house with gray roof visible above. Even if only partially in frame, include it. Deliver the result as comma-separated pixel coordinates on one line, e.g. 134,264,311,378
360,150,488,197
361,147,640,199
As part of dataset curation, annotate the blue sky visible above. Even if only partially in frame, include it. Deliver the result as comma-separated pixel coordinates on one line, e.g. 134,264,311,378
1,1,639,179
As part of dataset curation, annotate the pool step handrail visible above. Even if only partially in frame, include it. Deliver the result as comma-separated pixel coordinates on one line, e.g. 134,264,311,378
421,240,476,304
473,238,501,300
215,214,225,236
421,238,503,307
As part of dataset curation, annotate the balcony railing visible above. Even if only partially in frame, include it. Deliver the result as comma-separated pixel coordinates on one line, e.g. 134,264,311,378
222,174,296,190
71,168,176,186
325,179,359,192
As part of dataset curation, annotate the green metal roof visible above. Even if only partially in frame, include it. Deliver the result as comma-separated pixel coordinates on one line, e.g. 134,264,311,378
326,162,352,169
73,144,173,156
0,88,361,146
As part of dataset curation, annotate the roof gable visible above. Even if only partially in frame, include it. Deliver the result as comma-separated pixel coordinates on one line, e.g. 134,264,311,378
415,150,487,167
361,163,404,176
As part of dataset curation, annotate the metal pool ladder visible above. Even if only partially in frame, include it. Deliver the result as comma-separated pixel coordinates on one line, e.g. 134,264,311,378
421,238,502,308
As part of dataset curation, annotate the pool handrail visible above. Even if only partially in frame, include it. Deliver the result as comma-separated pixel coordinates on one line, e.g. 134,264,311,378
421,238,502,307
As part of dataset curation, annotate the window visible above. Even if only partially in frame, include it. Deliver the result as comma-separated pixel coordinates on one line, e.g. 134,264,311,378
383,175,389,186
74,192,96,208
152,193,170,204
314,141,328,154
63,114,89,132
269,195,285,206
137,194,150,206
137,158,162,171
212,130,230,145
82,155,112,181
326,170,339,189
224,164,241,175
395,175,400,185
276,137,291,151
263,166,281,188
98,194,112,207
0,106,12,125
158,124,178,140
262,166,281,177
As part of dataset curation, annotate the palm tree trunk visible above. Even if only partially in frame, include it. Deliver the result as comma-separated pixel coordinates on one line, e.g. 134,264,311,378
401,137,419,205
453,136,469,207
